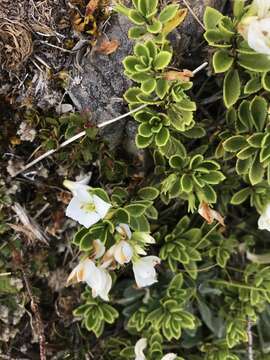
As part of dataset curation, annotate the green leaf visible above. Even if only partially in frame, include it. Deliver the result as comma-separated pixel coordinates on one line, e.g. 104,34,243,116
129,9,145,25
155,127,170,147
250,96,267,131
147,19,162,33
201,171,225,184
203,6,223,30
231,187,251,205
136,134,153,148
134,43,150,58
213,50,234,73
201,184,217,203
153,51,172,70
125,204,147,217
124,87,141,104
138,122,152,137
249,153,264,185
262,71,270,91
223,69,241,108
114,208,130,224
204,30,227,44
130,214,150,231
138,187,159,200
91,188,110,203
223,135,247,152
260,145,270,162
146,0,158,17
183,126,206,138
141,78,156,94
244,77,262,94
123,56,140,73
102,304,119,324
159,4,178,23
138,0,147,16
177,99,196,111
247,133,264,148
181,174,193,192
238,53,270,72
73,228,89,246
156,78,169,99
236,157,253,175
128,26,147,39
159,136,187,158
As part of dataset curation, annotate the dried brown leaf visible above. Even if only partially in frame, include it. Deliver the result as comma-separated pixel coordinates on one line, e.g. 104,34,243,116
96,39,120,55
198,202,225,227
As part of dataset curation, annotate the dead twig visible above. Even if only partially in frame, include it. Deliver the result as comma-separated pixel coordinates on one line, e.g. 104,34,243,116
180,0,205,31
10,202,49,245
21,268,47,360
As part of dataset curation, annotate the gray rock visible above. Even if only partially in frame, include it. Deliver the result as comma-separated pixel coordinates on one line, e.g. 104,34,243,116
68,14,133,148
68,0,224,149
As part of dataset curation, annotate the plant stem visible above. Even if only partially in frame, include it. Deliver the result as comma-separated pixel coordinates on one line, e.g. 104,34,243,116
195,222,220,249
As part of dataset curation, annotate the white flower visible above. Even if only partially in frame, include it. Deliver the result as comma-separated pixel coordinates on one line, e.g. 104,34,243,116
66,258,112,301
116,223,132,239
135,338,147,360
64,180,111,228
134,338,177,360
247,18,270,55
132,256,160,288
161,355,177,360
113,240,133,265
103,240,133,266
238,0,270,55
258,203,270,231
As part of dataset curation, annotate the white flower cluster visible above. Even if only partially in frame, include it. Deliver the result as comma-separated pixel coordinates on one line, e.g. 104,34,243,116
239,0,270,55
64,179,160,301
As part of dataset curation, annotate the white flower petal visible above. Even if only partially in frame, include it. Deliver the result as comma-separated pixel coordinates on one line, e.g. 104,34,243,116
66,259,95,286
93,194,111,218
133,256,161,288
93,239,105,259
135,338,147,360
116,223,132,239
254,0,270,18
161,354,177,360
114,241,133,265
247,19,270,54
66,196,101,228
258,203,270,231
84,263,112,301
64,180,91,197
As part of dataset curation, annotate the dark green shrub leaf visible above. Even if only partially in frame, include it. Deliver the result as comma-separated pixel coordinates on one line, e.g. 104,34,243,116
238,53,270,72
159,4,178,23
213,50,234,73
203,6,223,30
249,153,264,185
250,96,267,131
138,187,159,200
223,69,241,108
155,127,170,146
231,187,251,205
223,135,247,152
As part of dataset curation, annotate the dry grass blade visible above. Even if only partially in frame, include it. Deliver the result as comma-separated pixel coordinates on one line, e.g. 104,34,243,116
10,202,49,245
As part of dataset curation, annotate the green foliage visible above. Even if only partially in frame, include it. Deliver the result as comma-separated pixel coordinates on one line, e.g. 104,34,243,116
74,289,119,337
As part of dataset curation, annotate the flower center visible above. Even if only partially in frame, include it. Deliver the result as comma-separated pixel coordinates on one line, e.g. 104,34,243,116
81,202,96,212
